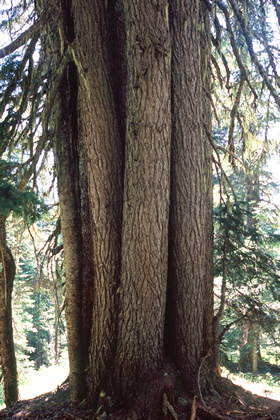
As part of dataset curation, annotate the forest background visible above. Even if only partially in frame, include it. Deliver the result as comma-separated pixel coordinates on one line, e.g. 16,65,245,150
0,0,280,417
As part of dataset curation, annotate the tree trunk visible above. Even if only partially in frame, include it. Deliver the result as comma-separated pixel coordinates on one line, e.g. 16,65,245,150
50,0,214,414
239,322,261,373
0,215,19,407
54,64,88,404
212,230,229,376
70,0,124,402
165,0,213,395
114,0,171,400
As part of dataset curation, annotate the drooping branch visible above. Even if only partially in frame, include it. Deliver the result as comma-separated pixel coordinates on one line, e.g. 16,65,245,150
228,76,245,169
214,0,258,102
0,21,40,59
0,0,58,59
228,0,280,109
0,37,38,118
204,123,239,200
18,49,70,189
204,0,258,100
259,0,279,80
272,0,280,27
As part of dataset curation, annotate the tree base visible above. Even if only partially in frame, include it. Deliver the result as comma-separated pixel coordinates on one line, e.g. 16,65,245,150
131,370,175,419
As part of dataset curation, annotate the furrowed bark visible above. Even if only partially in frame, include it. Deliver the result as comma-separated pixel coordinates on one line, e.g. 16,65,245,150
54,63,87,404
71,0,124,400
166,0,213,395
114,0,172,401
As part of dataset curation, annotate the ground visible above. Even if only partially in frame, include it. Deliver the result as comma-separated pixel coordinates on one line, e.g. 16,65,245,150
0,377,280,420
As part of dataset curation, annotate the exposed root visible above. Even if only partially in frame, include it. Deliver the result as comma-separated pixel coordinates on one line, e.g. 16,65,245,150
198,404,234,420
132,370,175,419
189,396,197,420
163,392,178,420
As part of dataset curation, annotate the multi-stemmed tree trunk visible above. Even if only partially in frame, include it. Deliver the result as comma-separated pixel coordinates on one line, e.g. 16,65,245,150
0,215,18,407
51,0,213,416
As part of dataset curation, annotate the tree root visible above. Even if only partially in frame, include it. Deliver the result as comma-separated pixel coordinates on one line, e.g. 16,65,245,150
197,404,234,420
189,396,197,420
132,370,176,419
163,392,178,420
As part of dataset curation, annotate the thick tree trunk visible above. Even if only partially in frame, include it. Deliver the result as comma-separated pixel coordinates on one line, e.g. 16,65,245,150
71,0,124,401
0,215,18,407
114,0,171,400
165,0,213,395
51,0,213,413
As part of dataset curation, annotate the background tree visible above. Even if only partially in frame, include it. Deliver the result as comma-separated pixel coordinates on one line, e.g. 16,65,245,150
208,0,280,379
0,0,57,405
0,158,47,406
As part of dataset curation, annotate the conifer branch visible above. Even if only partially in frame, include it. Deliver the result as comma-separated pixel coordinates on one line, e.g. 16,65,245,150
0,21,40,59
228,0,280,109
213,0,258,103
228,76,245,170
0,36,38,118
18,49,71,189
0,0,57,59
271,0,280,29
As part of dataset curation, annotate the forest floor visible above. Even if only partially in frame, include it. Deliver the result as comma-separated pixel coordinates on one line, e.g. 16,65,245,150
0,377,280,420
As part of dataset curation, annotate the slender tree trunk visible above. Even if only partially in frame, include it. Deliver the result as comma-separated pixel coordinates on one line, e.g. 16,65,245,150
38,0,89,403
0,215,18,407
239,322,261,373
252,325,259,375
54,64,87,404
165,0,213,395
212,230,229,375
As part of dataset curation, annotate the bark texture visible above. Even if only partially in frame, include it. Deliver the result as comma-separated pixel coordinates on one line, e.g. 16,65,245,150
54,64,88,404
0,215,18,407
114,0,171,399
165,0,213,395
48,0,214,413
71,0,124,400
41,0,88,403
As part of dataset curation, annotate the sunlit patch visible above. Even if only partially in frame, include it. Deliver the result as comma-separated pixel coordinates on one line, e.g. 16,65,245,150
222,368,280,401
19,365,68,400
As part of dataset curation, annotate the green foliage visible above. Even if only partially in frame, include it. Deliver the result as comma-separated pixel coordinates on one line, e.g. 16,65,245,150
0,160,48,220
0,54,22,85
214,196,280,370
0,378,3,407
